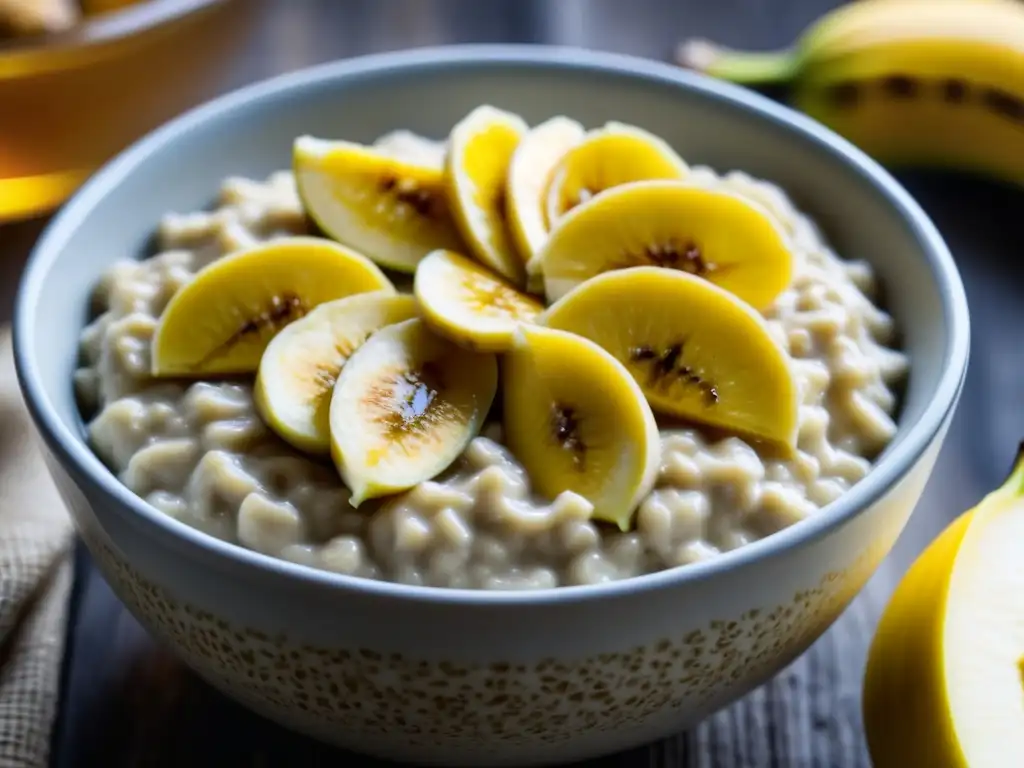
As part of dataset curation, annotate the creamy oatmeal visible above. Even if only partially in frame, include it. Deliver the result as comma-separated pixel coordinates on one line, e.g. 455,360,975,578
76,135,908,590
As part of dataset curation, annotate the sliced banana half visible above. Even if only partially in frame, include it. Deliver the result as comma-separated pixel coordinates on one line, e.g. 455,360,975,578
543,120,688,232
329,318,499,506
506,116,585,271
541,267,799,452
503,324,660,531
446,105,529,286
539,180,794,308
294,136,465,273
864,447,1024,768
254,292,419,454
151,237,394,377
415,249,544,353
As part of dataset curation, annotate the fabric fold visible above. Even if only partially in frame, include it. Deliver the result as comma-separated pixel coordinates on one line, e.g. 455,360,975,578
0,326,75,767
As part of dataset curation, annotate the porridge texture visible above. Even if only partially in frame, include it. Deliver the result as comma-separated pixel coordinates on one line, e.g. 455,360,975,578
76,143,908,591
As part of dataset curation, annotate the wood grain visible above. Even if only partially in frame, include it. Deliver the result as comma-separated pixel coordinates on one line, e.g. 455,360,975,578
1,1,1017,765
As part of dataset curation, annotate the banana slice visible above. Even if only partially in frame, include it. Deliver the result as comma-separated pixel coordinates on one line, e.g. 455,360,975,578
151,237,395,377
254,292,418,454
330,318,499,506
539,180,794,308
446,105,529,286
414,249,544,352
503,324,660,531
541,267,799,452
544,121,688,229
506,116,585,270
294,136,464,273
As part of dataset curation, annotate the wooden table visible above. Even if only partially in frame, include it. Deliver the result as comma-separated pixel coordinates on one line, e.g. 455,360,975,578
0,0,1017,765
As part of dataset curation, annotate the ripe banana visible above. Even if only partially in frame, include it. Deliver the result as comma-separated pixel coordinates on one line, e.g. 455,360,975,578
677,0,1024,185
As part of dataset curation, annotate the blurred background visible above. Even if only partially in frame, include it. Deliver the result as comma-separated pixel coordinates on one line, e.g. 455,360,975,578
1,1,1019,766
1,0,853,226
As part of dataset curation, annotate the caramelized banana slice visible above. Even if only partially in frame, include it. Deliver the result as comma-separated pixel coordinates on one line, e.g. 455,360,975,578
415,249,544,352
255,292,418,453
539,180,794,308
151,237,394,377
544,121,688,229
503,325,660,531
329,318,498,506
446,105,529,285
506,116,585,267
542,267,799,452
294,136,464,272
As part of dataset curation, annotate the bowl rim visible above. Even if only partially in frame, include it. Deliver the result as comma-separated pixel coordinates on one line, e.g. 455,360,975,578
0,0,225,57
14,43,970,606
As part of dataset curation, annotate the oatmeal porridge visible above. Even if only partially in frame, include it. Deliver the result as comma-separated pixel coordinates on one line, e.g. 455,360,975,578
76,110,908,590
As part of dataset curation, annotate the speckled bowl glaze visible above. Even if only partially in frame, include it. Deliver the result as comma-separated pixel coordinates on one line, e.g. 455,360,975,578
14,46,969,766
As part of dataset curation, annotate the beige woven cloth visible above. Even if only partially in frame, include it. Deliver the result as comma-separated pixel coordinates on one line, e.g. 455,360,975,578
0,325,75,767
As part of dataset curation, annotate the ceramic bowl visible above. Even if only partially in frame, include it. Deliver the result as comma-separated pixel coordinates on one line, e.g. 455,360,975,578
13,46,969,766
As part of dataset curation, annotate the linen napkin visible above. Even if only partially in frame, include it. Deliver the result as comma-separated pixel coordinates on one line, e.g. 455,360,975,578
0,325,75,768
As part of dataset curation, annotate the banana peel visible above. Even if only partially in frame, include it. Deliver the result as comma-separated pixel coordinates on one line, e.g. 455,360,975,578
677,0,1024,185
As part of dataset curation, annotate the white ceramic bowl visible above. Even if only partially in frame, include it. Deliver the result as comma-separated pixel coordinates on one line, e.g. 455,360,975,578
13,46,969,766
